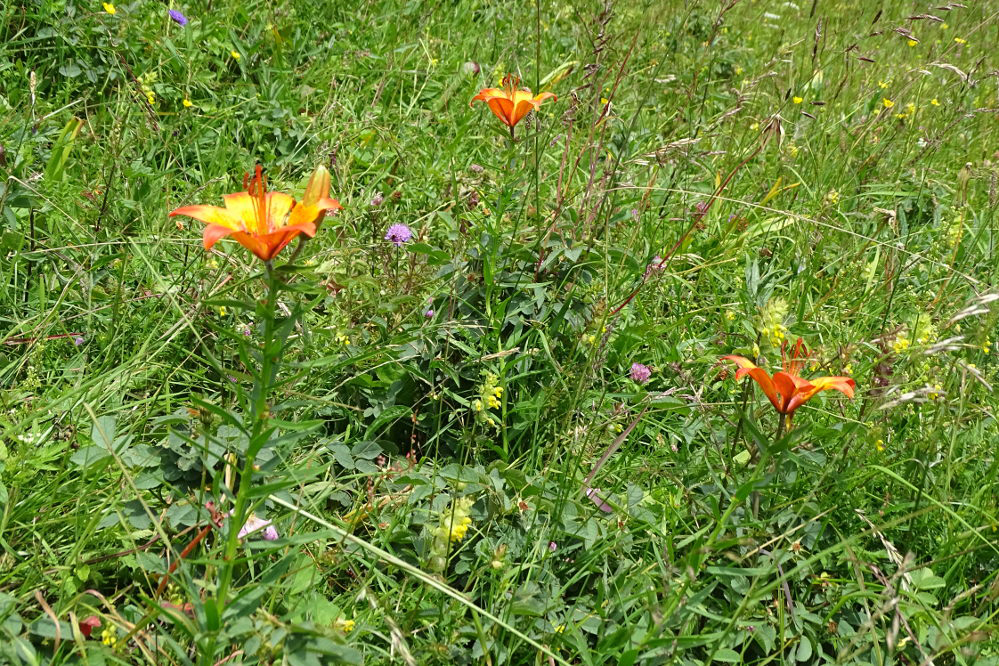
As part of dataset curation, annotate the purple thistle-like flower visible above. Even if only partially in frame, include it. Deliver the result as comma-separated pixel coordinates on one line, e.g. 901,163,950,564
629,363,652,384
168,8,188,25
74,336,85,346
385,223,413,246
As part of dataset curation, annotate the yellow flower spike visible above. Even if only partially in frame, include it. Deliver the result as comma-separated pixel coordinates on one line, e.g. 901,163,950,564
102,2,116,14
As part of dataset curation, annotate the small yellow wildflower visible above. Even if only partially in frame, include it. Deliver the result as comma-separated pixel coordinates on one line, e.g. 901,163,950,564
875,439,885,452
878,80,890,89
907,39,917,47
825,189,840,205
927,384,942,401
600,97,609,105
894,113,908,120
792,96,803,104
102,2,116,14
334,618,355,633
725,311,736,321
954,37,966,45
882,98,894,109
182,98,193,108
230,50,241,60
930,98,940,106
893,335,910,353
554,624,566,634
734,66,743,75
101,625,118,647
941,23,948,29
218,306,228,317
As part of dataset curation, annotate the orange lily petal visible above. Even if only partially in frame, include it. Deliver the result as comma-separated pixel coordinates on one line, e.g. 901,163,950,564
486,97,515,126
784,376,856,414
251,224,316,261
228,231,274,261
265,191,296,230
722,355,784,413
169,205,241,229
222,192,259,232
470,88,505,106
534,91,557,104
287,198,341,229
203,224,237,251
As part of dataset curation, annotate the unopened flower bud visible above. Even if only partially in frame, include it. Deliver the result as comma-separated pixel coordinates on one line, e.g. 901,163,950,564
303,165,331,208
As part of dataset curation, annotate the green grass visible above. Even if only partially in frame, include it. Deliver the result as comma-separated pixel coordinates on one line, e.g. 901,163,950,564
2,0,998,663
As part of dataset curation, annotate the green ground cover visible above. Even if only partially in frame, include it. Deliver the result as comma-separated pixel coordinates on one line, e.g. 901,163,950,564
1,0,998,663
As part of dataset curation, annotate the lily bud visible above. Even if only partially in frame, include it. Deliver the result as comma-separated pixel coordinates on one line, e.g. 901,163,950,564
303,165,331,208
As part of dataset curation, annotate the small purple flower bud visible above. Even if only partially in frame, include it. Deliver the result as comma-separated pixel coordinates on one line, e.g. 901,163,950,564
463,61,480,75
548,541,558,552
424,309,434,318
629,363,652,384
469,163,484,174
168,9,188,25
74,336,85,346
630,208,639,218
370,192,385,207
384,223,413,246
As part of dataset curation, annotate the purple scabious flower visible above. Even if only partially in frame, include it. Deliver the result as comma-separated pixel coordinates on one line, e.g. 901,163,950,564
629,363,652,384
168,8,188,25
385,223,413,246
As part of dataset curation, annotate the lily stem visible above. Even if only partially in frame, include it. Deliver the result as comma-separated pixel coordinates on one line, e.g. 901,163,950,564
215,262,280,624
753,412,788,519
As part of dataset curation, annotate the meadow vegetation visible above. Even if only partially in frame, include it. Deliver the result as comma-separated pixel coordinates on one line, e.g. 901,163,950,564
1,0,998,663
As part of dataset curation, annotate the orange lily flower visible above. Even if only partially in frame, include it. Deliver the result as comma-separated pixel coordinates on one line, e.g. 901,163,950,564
722,338,856,419
470,74,557,130
169,165,340,262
